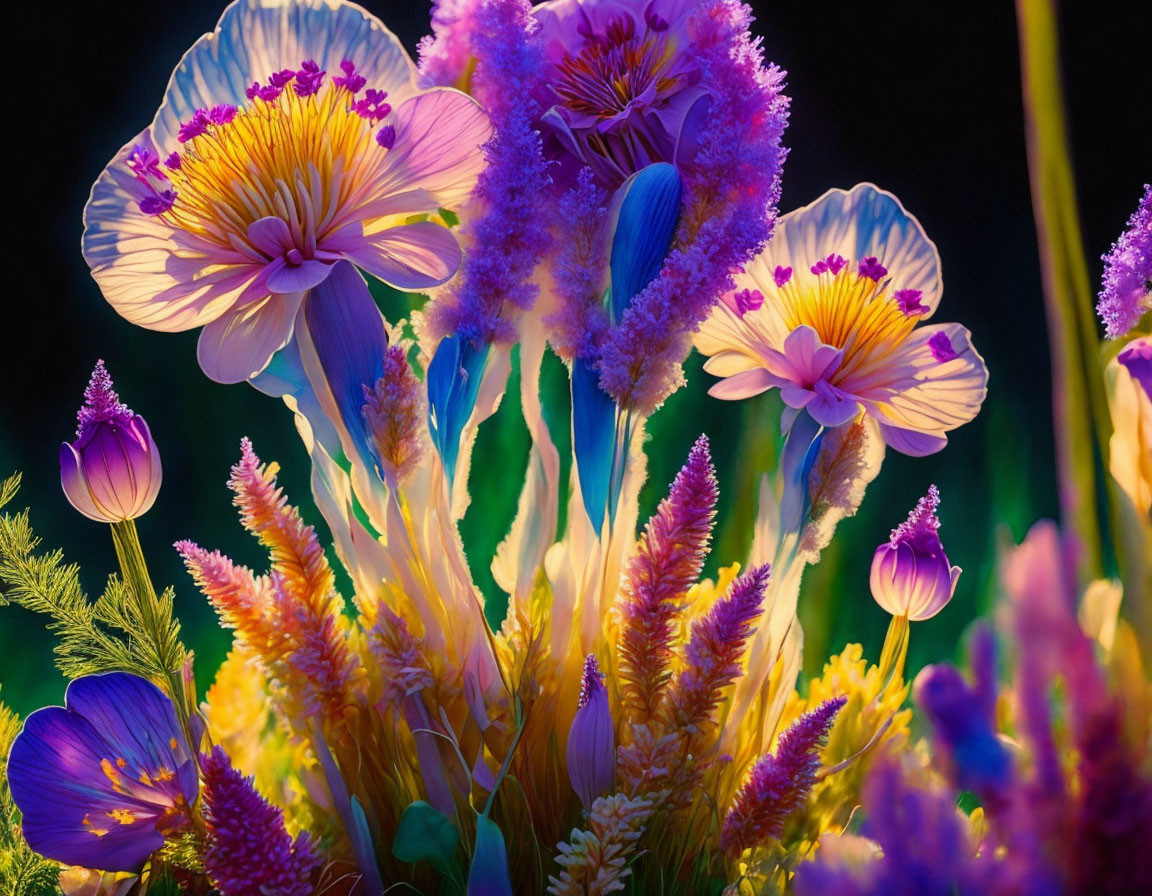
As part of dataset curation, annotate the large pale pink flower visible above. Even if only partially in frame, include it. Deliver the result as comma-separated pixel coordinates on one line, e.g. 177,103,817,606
696,184,988,456
83,0,492,383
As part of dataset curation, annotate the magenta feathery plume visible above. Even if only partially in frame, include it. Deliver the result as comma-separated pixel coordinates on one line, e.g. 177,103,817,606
201,746,319,896
720,696,845,857
59,360,162,523
594,0,788,412
567,655,616,810
177,439,361,728
666,563,771,736
419,0,484,87
423,0,552,347
1097,184,1152,339
618,435,718,721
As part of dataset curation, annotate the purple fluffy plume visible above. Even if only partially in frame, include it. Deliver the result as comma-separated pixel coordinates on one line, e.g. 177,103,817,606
720,696,845,856
423,0,552,347
618,435,718,722
1097,184,1151,339
201,746,319,896
595,0,789,412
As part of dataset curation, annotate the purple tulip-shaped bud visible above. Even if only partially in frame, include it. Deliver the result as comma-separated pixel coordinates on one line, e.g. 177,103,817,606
567,655,615,811
870,485,960,621
59,361,161,523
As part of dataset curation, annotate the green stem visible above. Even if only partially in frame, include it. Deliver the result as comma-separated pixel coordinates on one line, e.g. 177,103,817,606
1016,0,1116,584
109,519,188,725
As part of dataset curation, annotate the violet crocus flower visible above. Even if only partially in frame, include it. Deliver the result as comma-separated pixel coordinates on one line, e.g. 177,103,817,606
697,184,989,456
59,361,161,523
567,654,615,810
869,486,960,621
83,0,492,384
1097,184,1151,339
7,673,198,872
200,746,319,896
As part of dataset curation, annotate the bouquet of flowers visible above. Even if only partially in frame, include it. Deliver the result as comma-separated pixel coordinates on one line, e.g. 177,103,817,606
1,0,1148,894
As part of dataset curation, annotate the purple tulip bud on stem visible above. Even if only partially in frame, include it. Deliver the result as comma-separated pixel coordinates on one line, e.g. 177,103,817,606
870,485,960,621
568,655,615,810
59,361,161,523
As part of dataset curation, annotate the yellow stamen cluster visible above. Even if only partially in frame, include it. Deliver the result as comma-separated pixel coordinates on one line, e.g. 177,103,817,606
166,84,382,253
776,267,917,378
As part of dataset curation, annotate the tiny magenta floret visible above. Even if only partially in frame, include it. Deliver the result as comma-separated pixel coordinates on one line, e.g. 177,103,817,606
870,485,960,621
59,361,162,523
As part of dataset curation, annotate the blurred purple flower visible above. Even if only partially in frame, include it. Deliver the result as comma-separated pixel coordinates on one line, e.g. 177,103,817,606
59,361,161,523
7,673,197,872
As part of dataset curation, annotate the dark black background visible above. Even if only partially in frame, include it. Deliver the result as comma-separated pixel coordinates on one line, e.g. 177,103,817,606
1,0,1148,715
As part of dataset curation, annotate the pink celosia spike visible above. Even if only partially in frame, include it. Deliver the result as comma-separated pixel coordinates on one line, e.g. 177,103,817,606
720,696,845,857
201,746,319,896
178,440,362,728
664,563,771,738
618,435,718,722
229,438,334,604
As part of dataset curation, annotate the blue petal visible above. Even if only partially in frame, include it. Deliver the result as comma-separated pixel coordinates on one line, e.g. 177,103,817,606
608,162,682,322
467,814,513,896
777,411,825,551
302,260,388,470
427,334,490,482
571,356,617,533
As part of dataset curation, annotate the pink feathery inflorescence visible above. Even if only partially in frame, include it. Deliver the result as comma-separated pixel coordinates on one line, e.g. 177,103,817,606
362,344,426,485
422,0,552,347
1097,184,1152,339
618,435,718,722
720,696,846,857
544,167,612,362
664,563,771,738
200,746,319,896
418,0,484,87
368,606,436,709
178,439,361,726
75,359,133,436
595,0,789,412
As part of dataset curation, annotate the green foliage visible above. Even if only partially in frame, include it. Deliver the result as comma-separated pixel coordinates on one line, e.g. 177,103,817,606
393,800,460,878
0,690,60,896
0,473,186,684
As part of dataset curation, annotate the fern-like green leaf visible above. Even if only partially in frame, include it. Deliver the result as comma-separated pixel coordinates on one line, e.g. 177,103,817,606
0,473,186,685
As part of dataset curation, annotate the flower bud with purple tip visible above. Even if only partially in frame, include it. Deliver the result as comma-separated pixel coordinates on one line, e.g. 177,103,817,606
567,655,615,811
60,361,162,523
870,485,960,621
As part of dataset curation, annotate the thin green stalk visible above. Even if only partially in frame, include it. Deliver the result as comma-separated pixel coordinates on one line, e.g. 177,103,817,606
1016,0,1115,584
109,519,188,725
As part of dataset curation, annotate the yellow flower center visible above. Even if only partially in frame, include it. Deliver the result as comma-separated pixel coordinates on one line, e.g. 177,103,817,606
774,259,921,380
